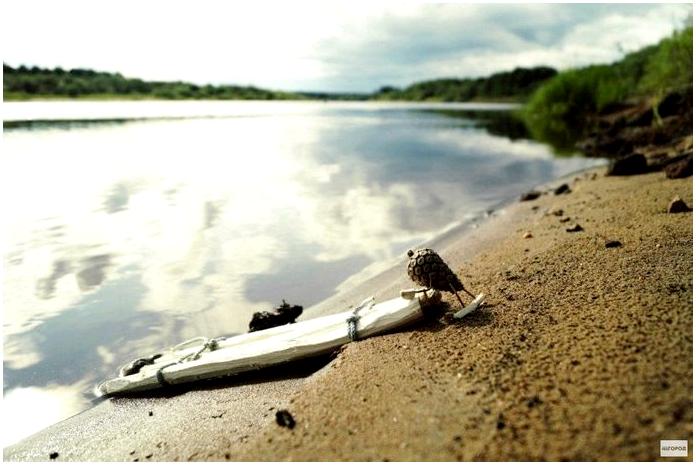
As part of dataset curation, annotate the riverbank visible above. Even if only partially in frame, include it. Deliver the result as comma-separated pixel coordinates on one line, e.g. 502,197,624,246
5,165,692,461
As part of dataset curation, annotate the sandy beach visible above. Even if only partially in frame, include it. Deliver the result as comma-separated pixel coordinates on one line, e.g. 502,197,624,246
5,166,692,461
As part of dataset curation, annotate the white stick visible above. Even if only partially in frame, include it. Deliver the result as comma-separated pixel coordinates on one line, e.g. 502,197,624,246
97,290,441,396
453,293,485,319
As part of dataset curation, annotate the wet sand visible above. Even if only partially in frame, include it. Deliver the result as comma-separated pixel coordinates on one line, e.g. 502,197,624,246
5,168,692,461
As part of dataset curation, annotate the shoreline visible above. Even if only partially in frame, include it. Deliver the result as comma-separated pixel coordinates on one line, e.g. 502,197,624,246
5,165,692,461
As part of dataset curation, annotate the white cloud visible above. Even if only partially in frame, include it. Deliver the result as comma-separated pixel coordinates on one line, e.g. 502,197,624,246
2,2,692,92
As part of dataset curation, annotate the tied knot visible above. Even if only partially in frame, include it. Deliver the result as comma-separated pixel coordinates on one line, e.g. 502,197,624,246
346,315,360,341
346,297,374,342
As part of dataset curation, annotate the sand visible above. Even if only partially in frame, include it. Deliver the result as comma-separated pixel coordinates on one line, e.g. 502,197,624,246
5,168,692,461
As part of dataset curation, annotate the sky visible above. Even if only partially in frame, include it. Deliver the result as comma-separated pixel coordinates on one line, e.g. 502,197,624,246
3,1,692,93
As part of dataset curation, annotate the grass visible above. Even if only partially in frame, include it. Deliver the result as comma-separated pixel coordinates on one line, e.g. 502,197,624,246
522,26,692,152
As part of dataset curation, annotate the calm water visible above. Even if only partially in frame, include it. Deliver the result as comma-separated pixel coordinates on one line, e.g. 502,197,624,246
2,101,602,445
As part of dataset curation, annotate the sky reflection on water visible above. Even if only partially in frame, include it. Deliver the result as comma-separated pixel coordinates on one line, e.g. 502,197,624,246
2,102,602,446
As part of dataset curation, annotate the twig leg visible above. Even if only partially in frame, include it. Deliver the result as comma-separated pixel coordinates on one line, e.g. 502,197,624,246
461,286,476,299
451,288,467,309
449,280,476,299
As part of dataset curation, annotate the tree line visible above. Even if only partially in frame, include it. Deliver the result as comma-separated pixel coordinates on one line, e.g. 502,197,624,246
373,67,557,102
3,64,298,100
4,63,558,102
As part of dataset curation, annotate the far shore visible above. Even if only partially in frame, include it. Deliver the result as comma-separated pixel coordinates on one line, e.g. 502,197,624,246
3,93,523,104
5,162,692,461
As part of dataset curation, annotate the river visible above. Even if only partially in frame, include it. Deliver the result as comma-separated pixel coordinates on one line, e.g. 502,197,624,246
2,100,602,445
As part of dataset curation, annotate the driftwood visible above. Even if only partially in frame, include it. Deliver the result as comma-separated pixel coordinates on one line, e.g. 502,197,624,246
97,289,444,396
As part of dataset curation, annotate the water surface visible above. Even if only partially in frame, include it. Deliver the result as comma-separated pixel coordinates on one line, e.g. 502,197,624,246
2,101,602,445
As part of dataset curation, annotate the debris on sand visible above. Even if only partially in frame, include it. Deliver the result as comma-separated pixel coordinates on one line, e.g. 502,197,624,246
605,240,622,248
566,224,584,233
607,153,648,176
520,190,542,202
275,410,296,429
553,183,571,195
249,300,303,333
667,196,692,214
522,231,533,239
547,208,564,216
559,217,571,223
49,452,59,460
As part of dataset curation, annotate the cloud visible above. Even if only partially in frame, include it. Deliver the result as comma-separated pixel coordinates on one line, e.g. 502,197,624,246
312,3,691,91
2,2,691,92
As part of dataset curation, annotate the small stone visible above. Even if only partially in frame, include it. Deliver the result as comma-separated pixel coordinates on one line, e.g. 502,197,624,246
520,190,542,201
566,224,584,232
559,216,571,223
667,196,692,213
148,411,153,417
605,240,622,248
522,231,533,239
553,183,571,195
547,208,564,216
665,153,692,179
607,153,648,176
276,409,296,429
49,452,59,460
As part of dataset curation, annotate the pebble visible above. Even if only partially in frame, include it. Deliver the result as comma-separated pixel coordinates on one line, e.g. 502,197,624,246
276,409,296,429
553,183,571,195
49,452,59,460
606,153,648,176
605,240,622,248
547,208,564,216
523,231,533,239
520,190,542,202
667,196,692,213
566,224,584,232
559,216,571,223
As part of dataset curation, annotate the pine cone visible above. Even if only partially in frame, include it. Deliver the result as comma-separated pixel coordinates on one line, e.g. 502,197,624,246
406,248,464,293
